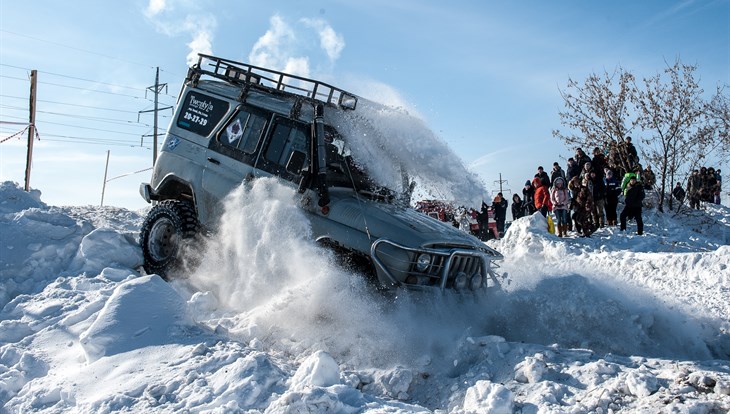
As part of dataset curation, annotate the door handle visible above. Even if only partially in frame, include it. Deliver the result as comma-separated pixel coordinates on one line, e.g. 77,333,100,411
207,157,221,165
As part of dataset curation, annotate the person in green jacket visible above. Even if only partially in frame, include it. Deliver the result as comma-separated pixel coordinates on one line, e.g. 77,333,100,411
621,170,638,195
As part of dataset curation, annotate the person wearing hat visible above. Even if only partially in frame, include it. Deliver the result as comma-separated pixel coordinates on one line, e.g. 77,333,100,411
522,179,536,215
620,175,645,235
491,193,508,236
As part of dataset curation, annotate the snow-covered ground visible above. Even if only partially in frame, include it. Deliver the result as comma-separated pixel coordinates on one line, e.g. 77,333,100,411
1,179,729,413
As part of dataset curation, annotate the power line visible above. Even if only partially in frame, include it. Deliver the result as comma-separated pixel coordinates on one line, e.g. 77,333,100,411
0,104,152,127
41,137,153,148
0,94,144,113
1,63,144,91
0,74,178,103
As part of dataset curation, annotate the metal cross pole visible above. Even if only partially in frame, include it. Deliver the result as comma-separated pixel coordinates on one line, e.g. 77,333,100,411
138,67,172,165
493,173,510,196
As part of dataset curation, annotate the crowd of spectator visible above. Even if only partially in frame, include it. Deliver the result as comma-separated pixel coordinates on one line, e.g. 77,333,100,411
440,137,723,241
682,167,723,209
508,139,722,238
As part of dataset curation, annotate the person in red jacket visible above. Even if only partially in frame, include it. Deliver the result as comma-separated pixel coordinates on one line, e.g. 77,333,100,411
532,177,551,217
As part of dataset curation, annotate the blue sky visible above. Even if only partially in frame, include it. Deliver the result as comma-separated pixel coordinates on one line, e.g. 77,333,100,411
1,0,728,209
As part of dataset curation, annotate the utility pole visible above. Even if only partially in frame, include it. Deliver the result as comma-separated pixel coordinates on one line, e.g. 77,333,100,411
493,173,510,196
24,70,37,192
139,67,172,165
100,150,110,206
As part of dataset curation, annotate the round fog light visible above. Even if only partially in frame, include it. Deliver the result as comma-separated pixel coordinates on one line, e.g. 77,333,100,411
415,253,431,272
470,273,483,290
454,272,468,290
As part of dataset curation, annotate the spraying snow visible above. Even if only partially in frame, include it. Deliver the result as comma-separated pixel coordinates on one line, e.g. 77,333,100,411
327,99,489,207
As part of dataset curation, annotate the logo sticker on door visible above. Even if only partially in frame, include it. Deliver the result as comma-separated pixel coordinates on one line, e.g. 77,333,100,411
225,118,243,144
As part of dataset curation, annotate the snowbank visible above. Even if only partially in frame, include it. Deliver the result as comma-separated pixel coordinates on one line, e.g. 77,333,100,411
1,180,729,413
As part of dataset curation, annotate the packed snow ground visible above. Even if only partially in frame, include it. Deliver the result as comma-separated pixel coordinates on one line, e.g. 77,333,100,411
1,179,729,413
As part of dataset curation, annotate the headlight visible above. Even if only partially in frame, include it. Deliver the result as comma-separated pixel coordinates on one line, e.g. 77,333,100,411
470,273,483,290
415,253,431,272
454,272,468,290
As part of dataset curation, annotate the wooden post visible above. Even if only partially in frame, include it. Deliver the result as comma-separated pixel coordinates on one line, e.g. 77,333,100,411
24,70,37,192
100,150,110,206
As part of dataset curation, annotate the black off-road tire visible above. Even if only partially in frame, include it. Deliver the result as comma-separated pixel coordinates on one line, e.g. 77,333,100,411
139,200,199,279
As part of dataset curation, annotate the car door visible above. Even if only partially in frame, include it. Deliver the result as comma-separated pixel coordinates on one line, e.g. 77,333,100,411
201,105,270,222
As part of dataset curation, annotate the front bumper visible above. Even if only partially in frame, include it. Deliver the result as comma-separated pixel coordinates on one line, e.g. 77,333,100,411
370,239,503,291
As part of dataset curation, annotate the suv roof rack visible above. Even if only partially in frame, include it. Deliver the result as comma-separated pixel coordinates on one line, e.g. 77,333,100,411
191,54,358,110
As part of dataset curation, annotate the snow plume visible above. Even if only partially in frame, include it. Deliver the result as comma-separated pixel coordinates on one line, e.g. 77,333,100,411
328,99,489,208
248,15,345,77
142,0,216,66
184,178,497,367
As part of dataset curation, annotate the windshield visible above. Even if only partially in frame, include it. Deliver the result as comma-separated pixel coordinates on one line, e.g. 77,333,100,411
323,125,400,202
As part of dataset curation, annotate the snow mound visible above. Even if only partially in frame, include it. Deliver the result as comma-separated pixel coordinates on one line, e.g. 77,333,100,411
80,275,193,362
69,228,143,275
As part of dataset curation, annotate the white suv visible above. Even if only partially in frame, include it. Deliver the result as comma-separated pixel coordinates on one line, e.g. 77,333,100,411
138,54,503,291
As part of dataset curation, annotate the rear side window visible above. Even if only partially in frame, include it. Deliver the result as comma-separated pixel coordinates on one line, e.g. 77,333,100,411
176,91,230,137
219,109,267,154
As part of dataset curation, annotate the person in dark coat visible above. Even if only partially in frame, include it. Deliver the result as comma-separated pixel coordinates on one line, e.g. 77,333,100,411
522,180,536,214
492,193,508,236
550,162,566,188
591,147,607,180
672,182,686,204
511,194,526,220
575,148,591,171
574,178,595,237
604,169,621,225
642,165,656,189
565,157,581,185
535,166,550,187
687,169,702,209
620,176,645,235
590,170,606,227
476,202,491,241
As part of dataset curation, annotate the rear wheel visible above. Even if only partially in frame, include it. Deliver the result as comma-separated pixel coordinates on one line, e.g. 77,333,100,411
139,200,199,279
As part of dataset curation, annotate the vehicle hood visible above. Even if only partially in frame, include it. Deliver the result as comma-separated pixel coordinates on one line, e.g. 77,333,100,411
325,192,485,249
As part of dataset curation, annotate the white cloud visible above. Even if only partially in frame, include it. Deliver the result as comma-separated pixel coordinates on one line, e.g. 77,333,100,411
248,15,299,70
186,28,213,66
142,1,216,65
248,15,345,76
302,18,345,61
145,0,167,17
283,57,311,78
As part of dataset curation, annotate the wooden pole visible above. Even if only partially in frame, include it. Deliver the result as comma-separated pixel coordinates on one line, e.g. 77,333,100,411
24,70,37,192
100,150,110,206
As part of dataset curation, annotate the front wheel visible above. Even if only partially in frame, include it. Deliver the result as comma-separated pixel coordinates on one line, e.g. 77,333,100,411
139,200,199,279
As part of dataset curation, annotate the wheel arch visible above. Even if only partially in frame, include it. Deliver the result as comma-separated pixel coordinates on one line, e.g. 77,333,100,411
152,174,197,205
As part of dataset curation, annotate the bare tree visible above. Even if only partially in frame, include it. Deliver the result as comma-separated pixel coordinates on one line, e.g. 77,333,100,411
552,67,639,173
555,60,729,213
632,59,722,212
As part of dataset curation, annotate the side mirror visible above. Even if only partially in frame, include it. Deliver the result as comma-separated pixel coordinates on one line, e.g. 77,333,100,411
286,150,306,175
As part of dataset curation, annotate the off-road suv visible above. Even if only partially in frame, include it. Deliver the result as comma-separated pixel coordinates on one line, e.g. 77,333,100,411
139,54,503,291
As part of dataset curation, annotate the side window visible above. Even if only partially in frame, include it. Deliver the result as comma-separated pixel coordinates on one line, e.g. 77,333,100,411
176,91,230,137
219,109,267,154
264,120,310,167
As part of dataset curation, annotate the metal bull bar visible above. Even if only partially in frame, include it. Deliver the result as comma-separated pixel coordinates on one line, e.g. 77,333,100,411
370,239,503,290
